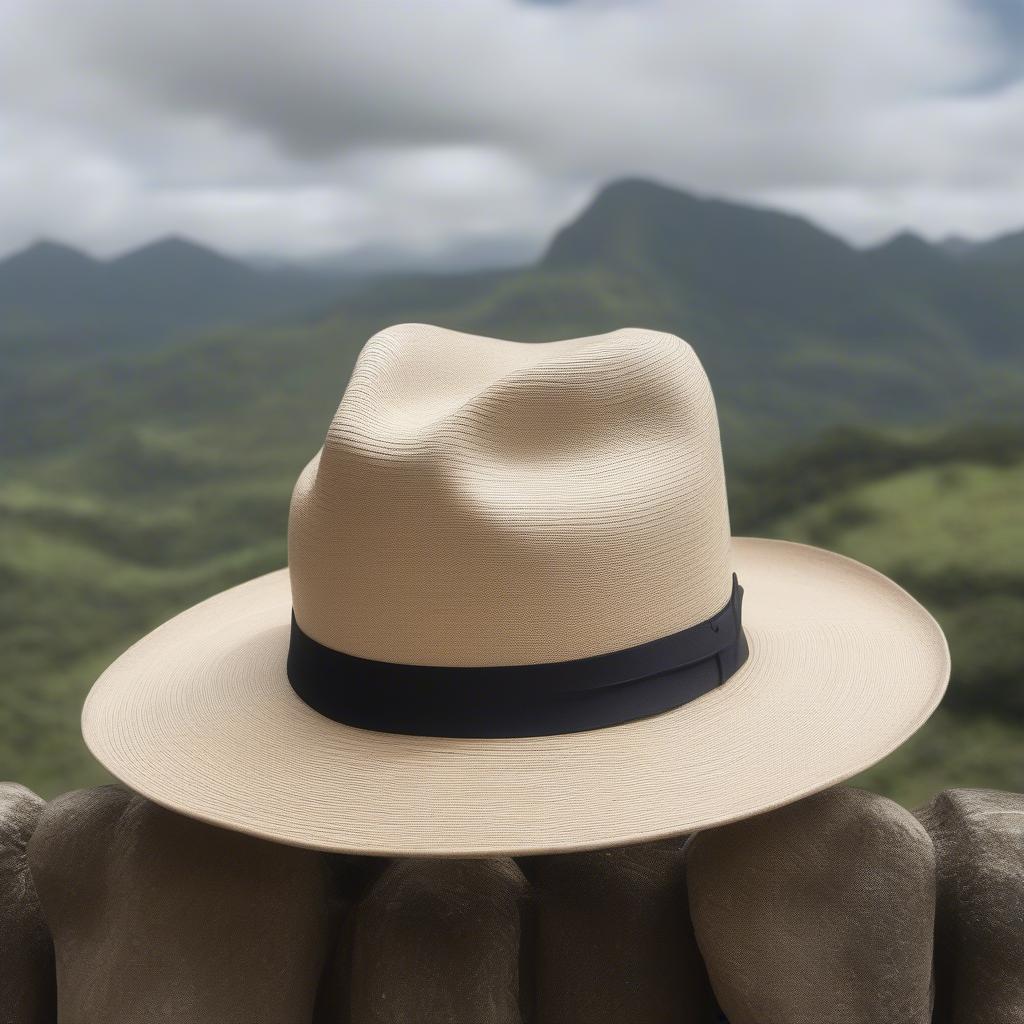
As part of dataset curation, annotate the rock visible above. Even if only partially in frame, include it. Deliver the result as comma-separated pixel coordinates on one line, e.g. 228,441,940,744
346,857,528,1023
313,854,391,1024
687,786,935,1024
520,838,715,1023
917,788,1024,1024
27,785,330,1024
0,782,55,1024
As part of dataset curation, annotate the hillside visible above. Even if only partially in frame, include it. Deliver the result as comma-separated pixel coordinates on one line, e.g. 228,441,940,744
0,241,103,311
0,235,348,353
2,424,1020,802
733,426,1024,806
7,179,1024,470
1,177,1023,799
968,227,1024,267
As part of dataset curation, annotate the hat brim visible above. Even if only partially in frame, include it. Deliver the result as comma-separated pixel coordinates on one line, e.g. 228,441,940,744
82,538,949,857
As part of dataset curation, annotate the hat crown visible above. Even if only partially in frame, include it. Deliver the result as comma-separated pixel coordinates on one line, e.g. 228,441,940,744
288,324,733,666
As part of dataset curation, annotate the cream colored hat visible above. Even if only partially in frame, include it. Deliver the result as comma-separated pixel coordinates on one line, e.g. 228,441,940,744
83,325,950,856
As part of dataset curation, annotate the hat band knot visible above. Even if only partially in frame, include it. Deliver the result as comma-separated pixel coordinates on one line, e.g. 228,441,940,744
286,574,747,738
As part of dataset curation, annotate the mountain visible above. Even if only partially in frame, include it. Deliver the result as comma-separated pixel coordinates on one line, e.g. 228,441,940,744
481,180,1023,437
2,177,1024,798
544,181,1022,366
302,234,542,275
0,240,103,316
544,178,867,313
939,234,976,258
869,230,947,267
107,235,253,289
0,235,346,352
96,236,310,340
970,227,1024,267
0,238,100,283
4,178,1024,469
863,226,1024,364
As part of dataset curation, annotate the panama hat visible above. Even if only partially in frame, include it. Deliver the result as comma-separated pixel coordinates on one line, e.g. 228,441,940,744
82,324,949,856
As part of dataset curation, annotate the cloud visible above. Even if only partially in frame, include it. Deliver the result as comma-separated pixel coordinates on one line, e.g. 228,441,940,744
1,0,1024,259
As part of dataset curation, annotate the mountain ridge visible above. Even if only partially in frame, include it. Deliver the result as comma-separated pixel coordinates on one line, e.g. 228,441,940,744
0,232,347,349
0,238,101,269
3,178,1023,805
5,179,1024,279
2,176,1023,471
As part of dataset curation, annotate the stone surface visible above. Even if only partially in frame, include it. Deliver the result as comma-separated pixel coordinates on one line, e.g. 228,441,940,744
687,786,935,1024
917,788,1024,1024
520,838,715,1023
312,853,390,1024
13,780,1023,1021
27,785,331,1024
346,857,528,1024
0,782,55,1024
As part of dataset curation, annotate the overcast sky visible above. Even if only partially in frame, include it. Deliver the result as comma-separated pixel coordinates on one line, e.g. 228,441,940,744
2,0,1024,262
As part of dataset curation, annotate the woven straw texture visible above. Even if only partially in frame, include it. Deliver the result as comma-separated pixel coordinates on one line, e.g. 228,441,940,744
82,325,949,855
291,325,731,663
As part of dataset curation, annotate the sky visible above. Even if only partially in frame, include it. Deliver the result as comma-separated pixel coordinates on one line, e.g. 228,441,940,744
2,0,1024,264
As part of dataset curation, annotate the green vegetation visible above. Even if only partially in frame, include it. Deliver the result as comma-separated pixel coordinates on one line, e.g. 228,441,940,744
0,479,287,794
0,236,351,350
2,423,1020,804
732,426,1024,807
1,177,1021,805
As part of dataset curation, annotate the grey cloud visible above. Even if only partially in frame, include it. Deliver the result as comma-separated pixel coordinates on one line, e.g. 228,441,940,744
44,1,990,180
2,0,1024,258
960,0,1024,91
968,0,1024,44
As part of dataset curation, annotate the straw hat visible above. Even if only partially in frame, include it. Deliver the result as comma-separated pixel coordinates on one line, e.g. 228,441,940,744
82,324,949,856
